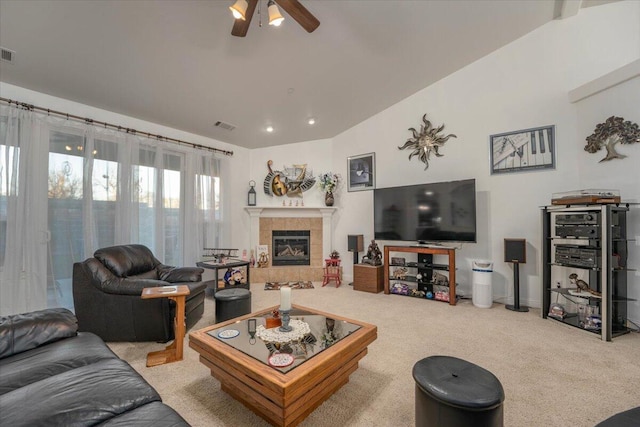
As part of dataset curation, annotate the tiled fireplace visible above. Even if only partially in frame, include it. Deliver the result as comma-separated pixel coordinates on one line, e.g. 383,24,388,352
272,230,311,266
246,207,336,283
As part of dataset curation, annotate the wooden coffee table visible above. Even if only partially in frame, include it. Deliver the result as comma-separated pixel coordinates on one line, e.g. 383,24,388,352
189,304,377,427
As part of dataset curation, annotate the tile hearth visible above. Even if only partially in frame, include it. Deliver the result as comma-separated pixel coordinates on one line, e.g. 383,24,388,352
246,207,338,283
252,217,323,282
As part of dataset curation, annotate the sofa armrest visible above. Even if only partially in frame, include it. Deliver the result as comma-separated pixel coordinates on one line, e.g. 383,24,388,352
0,308,78,359
158,266,204,283
101,278,169,295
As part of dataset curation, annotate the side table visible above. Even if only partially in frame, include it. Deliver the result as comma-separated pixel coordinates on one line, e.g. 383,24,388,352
197,259,251,293
353,264,384,293
141,285,190,367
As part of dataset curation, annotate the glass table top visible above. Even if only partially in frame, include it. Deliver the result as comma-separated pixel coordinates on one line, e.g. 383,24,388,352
207,307,362,373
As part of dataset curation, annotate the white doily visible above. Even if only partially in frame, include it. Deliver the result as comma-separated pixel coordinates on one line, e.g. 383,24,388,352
255,319,310,344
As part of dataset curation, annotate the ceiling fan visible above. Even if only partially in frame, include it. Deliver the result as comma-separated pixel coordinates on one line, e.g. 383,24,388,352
229,0,320,37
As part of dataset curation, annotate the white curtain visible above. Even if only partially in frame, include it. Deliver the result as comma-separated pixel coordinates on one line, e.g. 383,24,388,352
184,153,222,266
0,104,226,315
0,105,49,315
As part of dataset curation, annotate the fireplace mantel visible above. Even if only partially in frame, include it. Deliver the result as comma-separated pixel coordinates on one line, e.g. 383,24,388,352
245,206,337,218
245,207,337,264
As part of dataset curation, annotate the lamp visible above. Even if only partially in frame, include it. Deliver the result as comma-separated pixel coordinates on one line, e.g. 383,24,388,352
248,180,257,206
267,0,284,27
229,0,248,20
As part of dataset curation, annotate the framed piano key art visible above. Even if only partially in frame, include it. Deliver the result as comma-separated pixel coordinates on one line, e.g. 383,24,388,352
490,125,556,175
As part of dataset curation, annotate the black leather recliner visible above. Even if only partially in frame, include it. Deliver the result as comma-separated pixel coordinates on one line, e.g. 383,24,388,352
72,244,206,342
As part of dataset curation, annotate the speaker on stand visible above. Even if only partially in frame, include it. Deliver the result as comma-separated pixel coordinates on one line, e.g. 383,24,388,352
347,235,364,286
504,238,528,312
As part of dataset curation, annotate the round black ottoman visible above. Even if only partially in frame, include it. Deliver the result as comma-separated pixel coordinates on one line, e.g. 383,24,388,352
413,355,504,427
214,288,252,323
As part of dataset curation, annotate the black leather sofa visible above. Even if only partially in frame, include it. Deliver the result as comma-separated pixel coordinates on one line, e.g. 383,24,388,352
73,244,206,342
0,308,189,427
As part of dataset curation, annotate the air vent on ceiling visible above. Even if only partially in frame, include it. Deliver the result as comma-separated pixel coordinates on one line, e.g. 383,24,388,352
0,47,15,63
214,120,236,132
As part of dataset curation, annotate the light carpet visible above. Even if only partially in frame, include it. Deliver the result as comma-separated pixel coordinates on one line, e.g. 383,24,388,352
108,282,640,427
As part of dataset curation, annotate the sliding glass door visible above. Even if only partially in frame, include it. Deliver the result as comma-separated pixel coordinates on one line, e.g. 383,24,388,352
1,104,225,316
47,130,124,310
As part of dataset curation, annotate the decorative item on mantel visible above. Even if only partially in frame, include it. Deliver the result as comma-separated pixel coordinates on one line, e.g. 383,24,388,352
584,116,639,162
398,113,456,170
317,172,340,206
247,180,257,206
263,160,316,198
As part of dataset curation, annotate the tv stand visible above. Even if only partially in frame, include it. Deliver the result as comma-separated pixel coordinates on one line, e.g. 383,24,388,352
383,245,457,305
416,241,450,248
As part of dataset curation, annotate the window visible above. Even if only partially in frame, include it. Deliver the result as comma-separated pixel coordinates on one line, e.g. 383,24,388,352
0,104,226,315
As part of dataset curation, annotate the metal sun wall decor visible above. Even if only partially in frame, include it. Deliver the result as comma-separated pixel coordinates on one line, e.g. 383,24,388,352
584,116,640,162
263,160,316,198
398,113,456,170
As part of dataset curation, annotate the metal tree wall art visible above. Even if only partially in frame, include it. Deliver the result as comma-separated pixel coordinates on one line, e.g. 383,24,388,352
584,116,640,162
398,114,456,170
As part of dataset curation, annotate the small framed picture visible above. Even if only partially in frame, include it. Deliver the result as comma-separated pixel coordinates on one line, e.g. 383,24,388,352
391,257,405,266
490,125,555,175
347,153,375,192
256,245,268,257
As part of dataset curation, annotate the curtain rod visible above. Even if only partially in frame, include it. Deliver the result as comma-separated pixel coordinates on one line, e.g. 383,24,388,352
0,97,234,156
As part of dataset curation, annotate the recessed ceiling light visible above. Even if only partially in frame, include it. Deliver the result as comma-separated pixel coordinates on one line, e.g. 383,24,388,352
307,117,316,125
266,126,274,133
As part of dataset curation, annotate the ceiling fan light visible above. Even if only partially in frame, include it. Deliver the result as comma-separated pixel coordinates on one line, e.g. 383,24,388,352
229,0,248,20
268,0,284,26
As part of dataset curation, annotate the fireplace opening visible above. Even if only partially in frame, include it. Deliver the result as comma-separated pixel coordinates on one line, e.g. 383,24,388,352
272,230,311,266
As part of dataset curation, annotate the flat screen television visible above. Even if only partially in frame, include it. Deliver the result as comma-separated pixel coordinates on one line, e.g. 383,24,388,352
374,179,476,243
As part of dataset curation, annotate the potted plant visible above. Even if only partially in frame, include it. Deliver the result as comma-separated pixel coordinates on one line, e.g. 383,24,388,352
318,172,340,206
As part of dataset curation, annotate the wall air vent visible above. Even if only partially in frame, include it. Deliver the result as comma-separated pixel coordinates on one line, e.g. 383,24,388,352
214,120,236,132
0,47,15,63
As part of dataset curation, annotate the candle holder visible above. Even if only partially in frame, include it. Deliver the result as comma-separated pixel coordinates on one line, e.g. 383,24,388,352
278,309,292,332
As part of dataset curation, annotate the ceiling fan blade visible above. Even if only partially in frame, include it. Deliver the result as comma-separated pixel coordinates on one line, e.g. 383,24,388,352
231,0,258,37
275,0,320,33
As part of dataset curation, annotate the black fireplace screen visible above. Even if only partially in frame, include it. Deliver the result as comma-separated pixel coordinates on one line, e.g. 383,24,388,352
272,230,311,266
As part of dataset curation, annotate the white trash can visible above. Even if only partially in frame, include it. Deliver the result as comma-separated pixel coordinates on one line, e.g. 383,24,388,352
472,261,493,308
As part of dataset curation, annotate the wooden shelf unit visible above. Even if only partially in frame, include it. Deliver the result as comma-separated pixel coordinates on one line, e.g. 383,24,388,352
383,245,457,306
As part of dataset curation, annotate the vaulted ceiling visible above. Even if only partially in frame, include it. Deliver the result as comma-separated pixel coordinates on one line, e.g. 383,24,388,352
0,0,615,149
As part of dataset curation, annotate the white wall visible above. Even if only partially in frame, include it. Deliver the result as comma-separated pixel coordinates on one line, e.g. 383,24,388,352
248,2,640,320
573,75,640,317
0,82,251,250
3,2,638,321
